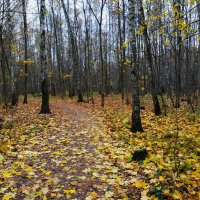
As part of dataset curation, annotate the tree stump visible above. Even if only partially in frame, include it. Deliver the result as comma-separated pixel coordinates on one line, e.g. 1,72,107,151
132,148,148,161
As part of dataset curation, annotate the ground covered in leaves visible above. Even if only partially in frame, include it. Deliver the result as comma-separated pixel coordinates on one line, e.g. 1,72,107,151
0,96,199,200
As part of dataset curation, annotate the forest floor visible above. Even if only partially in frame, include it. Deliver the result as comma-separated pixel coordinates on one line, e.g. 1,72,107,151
0,96,199,200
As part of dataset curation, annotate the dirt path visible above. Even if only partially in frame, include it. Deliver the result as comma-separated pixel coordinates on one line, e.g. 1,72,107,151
0,99,137,199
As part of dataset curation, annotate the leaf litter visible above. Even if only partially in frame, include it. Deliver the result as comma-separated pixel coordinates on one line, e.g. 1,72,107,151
0,96,199,199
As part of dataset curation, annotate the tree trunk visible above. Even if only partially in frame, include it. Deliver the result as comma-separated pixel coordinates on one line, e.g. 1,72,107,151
61,0,83,102
39,0,51,114
174,0,182,108
22,0,28,104
0,25,7,105
117,1,124,101
129,0,143,133
7,0,17,106
99,23,105,107
138,0,161,115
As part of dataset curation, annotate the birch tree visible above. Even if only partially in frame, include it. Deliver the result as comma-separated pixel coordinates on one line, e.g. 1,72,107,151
39,0,51,113
129,0,143,132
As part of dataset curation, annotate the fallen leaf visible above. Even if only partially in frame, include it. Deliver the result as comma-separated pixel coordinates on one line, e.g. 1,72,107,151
3,171,11,179
134,180,148,188
105,191,114,198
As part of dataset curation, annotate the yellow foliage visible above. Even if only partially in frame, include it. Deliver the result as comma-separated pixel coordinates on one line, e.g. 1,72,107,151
52,151,61,155
173,190,183,199
24,166,33,172
3,171,11,179
62,74,71,79
134,180,148,188
122,41,129,48
63,188,76,198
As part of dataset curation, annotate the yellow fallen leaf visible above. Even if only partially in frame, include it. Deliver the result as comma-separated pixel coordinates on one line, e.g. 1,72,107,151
35,190,42,197
25,166,33,172
162,189,170,196
176,182,184,187
150,195,158,200
11,188,17,192
101,177,107,181
158,164,164,169
90,192,98,198
134,180,148,188
86,191,98,199
134,165,140,171
125,152,132,162
2,192,16,200
159,176,164,181
53,151,61,155
3,171,11,179
63,188,76,198
173,190,182,199
43,195,47,200
113,182,119,187
2,195,12,200
45,171,51,176
51,193,57,197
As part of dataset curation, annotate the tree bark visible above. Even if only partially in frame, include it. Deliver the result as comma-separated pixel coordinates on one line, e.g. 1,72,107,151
22,0,28,104
61,0,83,102
39,0,51,114
129,0,143,132
138,0,161,115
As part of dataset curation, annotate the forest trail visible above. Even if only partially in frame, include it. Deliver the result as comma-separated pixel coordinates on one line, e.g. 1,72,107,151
0,98,137,200
1,97,199,200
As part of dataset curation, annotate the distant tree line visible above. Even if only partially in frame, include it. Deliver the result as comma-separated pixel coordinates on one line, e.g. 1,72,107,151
0,0,199,131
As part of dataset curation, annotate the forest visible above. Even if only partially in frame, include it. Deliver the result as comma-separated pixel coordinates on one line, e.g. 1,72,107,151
0,0,199,199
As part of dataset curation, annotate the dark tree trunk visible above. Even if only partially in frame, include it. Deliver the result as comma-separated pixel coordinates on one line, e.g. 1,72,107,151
0,25,7,105
117,1,124,100
40,78,50,113
11,92,18,106
138,0,161,115
7,0,18,106
22,0,28,104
